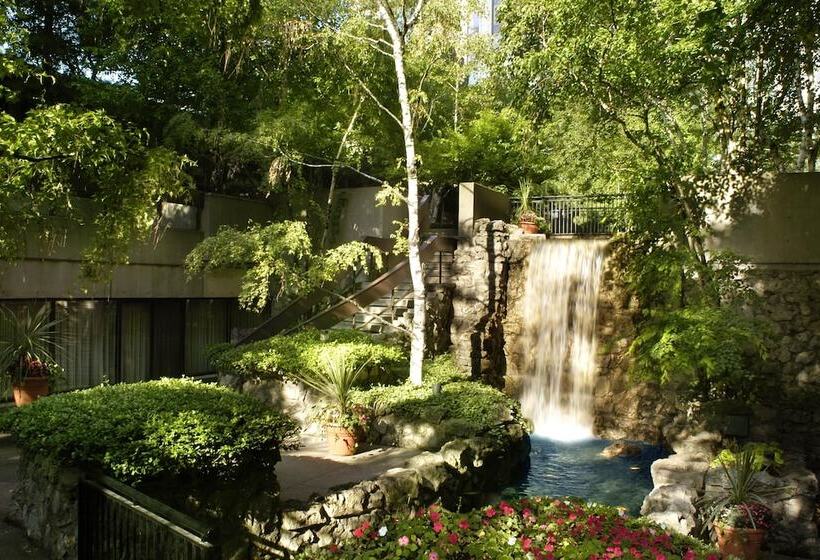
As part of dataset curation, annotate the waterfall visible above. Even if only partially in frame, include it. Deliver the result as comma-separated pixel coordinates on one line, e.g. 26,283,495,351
519,239,607,442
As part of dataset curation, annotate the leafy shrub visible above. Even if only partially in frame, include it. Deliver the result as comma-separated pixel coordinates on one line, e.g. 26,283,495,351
1,378,298,483
293,497,717,560
629,305,767,401
350,356,524,435
209,328,407,382
711,442,784,473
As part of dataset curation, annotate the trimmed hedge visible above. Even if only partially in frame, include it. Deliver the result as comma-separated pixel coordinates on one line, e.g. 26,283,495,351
294,497,716,560
351,356,525,436
209,328,407,381
1,378,298,483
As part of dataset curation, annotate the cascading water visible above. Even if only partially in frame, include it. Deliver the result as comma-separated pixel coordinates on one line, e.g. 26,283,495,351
519,240,607,442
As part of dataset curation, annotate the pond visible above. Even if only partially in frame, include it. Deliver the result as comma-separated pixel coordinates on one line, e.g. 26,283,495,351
512,437,668,515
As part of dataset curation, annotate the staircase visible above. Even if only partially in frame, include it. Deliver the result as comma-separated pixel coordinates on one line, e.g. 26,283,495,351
332,281,414,334
237,235,456,344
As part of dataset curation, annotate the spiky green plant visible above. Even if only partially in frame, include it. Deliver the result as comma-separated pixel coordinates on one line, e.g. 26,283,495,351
698,449,787,533
0,306,64,395
297,349,371,418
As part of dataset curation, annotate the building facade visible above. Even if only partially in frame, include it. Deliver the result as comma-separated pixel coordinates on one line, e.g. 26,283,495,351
0,194,275,391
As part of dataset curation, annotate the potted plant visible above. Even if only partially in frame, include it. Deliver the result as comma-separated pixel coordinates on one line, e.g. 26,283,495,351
0,306,63,406
699,449,784,560
298,350,371,456
516,180,541,234
714,502,773,560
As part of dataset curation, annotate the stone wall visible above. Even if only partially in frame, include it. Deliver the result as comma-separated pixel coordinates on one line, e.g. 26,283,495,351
12,450,283,560
12,452,80,560
450,219,515,387
745,268,820,470
268,422,530,556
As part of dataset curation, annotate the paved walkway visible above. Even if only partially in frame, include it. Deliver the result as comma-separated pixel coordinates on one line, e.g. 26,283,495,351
277,435,421,503
0,434,47,559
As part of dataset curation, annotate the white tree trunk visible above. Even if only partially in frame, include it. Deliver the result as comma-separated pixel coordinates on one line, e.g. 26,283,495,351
379,3,425,385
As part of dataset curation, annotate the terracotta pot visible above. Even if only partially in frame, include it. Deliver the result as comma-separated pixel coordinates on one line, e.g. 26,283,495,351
325,424,358,456
715,525,766,560
12,376,50,406
519,220,540,234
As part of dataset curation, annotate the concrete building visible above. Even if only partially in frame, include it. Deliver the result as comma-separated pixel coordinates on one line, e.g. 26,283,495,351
0,194,276,390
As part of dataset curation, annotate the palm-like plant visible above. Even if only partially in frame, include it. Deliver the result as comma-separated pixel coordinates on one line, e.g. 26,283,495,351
0,306,63,395
298,350,370,421
698,449,787,533
517,179,536,218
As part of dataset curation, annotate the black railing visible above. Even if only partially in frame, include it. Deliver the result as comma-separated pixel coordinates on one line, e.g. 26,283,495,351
78,475,219,560
511,194,626,236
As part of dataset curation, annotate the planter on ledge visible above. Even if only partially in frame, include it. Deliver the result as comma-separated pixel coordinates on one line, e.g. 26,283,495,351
13,376,50,406
715,525,766,560
325,424,359,456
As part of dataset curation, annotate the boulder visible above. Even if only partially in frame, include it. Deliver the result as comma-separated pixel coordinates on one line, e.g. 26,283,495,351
645,511,697,535
600,441,642,458
650,454,710,492
641,484,698,517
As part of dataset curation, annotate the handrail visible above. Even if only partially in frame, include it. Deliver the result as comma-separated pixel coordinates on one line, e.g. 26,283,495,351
286,234,457,333
82,474,215,542
236,195,435,345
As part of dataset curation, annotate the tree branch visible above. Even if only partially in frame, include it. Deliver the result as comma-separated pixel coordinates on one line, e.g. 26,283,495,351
343,63,405,129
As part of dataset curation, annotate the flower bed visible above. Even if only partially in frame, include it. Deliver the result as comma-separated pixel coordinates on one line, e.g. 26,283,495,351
1,378,298,483
295,497,716,560
209,328,407,382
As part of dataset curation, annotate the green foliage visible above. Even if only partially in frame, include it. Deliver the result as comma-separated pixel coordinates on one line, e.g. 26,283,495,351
209,329,406,382
350,356,524,436
0,105,191,277
296,349,370,418
712,442,784,473
1,378,298,484
185,221,382,311
698,449,786,534
0,306,64,394
629,304,767,401
294,497,716,560
421,109,551,192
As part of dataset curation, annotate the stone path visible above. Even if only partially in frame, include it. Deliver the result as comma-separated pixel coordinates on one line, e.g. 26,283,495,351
0,434,47,560
276,435,421,503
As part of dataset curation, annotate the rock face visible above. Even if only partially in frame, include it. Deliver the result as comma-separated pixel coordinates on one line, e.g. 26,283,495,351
640,452,710,536
12,451,80,560
270,422,531,555
450,219,517,387
600,441,642,458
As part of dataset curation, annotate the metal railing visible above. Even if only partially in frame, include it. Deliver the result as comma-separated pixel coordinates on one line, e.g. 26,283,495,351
511,194,626,236
78,475,219,560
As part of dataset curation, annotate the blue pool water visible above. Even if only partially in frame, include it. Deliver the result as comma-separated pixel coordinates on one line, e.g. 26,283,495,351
514,437,668,515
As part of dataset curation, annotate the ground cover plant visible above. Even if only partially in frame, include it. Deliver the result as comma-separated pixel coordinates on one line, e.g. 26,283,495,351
294,497,717,560
208,328,406,382
351,356,527,437
0,378,298,483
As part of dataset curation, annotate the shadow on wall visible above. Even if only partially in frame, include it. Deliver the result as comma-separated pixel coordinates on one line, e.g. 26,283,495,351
708,173,820,265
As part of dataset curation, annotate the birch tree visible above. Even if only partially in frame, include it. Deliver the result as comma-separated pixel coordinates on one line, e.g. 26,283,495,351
310,0,468,385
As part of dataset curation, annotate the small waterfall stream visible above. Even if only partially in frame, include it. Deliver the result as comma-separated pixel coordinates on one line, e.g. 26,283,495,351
519,240,607,442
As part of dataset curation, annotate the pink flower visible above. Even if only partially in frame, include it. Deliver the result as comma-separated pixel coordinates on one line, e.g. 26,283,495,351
458,518,470,531
485,506,497,518
429,510,442,523
429,552,439,560
500,501,515,516
433,522,444,534
398,535,410,546
683,550,697,560
521,537,533,551
448,532,459,544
